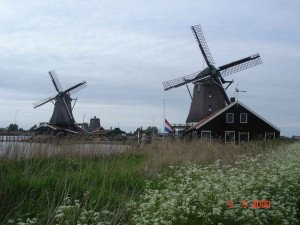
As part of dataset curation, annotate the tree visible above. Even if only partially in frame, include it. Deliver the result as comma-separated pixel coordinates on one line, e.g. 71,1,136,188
144,126,158,136
107,128,126,136
133,127,144,135
7,124,18,132
29,124,37,132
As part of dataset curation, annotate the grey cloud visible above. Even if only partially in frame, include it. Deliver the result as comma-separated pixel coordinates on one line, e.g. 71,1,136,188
0,0,299,136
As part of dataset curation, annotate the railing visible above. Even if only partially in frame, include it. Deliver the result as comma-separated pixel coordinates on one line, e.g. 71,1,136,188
0,136,31,142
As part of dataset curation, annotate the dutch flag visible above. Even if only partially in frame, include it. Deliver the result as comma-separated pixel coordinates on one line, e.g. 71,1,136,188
165,119,173,134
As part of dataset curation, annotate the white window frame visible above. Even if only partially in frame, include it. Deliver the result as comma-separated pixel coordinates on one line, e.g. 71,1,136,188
192,130,198,139
225,131,235,143
201,130,211,142
239,131,249,143
208,91,212,98
265,132,275,140
197,84,201,92
226,113,234,123
240,113,248,123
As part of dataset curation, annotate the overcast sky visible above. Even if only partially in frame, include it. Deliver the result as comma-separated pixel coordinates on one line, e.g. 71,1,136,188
0,0,299,136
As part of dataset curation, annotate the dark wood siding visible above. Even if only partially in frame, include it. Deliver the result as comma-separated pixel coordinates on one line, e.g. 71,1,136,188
196,103,280,142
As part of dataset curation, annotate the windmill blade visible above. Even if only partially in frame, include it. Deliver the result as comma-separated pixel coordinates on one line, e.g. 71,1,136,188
219,54,262,77
62,97,74,121
192,76,212,85
163,71,200,91
33,94,57,109
191,24,215,66
49,70,63,92
163,70,211,91
64,81,87,95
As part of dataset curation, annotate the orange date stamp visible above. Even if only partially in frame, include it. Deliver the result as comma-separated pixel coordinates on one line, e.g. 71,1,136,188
227,200,271,209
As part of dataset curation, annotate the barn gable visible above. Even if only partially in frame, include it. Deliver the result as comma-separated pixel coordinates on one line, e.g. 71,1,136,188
187,100,280,143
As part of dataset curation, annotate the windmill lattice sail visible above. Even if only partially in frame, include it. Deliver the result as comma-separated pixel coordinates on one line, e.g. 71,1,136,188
219,54,262,77
163,71,203,91
49,70,63,92
191,24,215,66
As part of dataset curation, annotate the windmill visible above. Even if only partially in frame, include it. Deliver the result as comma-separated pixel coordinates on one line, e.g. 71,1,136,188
162,24,262,124
33,70,87,130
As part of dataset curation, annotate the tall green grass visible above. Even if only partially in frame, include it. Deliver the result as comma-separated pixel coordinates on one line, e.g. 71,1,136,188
0,143,146,224
0,139,294,224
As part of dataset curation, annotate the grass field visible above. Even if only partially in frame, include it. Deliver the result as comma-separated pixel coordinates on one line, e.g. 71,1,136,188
0,139,299,224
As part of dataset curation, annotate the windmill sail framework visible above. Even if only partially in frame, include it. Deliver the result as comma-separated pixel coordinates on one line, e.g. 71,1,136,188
33,70,87,132
162,24,262,124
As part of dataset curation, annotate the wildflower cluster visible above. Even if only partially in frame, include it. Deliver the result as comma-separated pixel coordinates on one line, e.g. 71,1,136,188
129,143,300,225
7,197,114,225
54,197,115,225
7,218,37,225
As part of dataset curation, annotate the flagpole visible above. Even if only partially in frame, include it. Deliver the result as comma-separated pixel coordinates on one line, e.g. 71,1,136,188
163,99,165,143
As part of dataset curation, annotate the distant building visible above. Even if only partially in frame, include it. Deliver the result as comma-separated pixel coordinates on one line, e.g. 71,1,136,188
186,100,280,143
89,116,101,131
76,123,89,130
291,136,300,142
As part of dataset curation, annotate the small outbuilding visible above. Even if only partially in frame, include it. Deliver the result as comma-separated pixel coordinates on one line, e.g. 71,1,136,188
89,116,101,131
186,100,280,143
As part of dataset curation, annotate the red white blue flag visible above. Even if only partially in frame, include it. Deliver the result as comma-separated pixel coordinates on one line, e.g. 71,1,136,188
165,119,173,134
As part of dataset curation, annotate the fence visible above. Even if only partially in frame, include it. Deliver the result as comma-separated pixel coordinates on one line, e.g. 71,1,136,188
0,136,31,142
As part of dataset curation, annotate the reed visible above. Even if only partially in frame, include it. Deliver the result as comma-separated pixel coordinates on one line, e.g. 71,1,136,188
134,139,286,178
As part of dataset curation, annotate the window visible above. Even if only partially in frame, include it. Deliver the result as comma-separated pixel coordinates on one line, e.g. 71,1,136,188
265,132,275,140
240,113,247,123
208,91,212,98
201,130,211,141
226,113,234,123
225,131,235,143
239,132,249,143
208,105,212,112
197,84,201,92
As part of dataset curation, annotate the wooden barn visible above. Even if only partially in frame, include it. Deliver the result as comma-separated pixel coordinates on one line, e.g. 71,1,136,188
186,100,280,143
